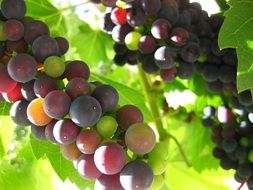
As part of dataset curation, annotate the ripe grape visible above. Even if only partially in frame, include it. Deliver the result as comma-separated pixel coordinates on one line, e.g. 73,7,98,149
160,67,177,82
3,19,24,41
2,82,23,103
201,64,219,82
180,42,200,63
120,160,154,190
116,104,143,131
1,0,26,20
177,62,194,79
96,116,118,138
112,24,133,44
76,129,101,154
32,35,59,62
21,79,36,101
6,39,28,53
138,35,156,54
142,0,161,15
100,12,115,34
92,85,119,112
10,100,30,126
43,90,71,119
111,8,127,25
154,46,176,69
101,0,116,7
69,96,102,127
238,90,252,106
0,64,17,93
94,142,125,175
7,53,37,83
151,18,171,39
158,1,179,24
66,77,91,100
65,61,90,81
77,154,102,180
27,98,52,126
140,54,160,74
33,75,58,98
126,7,146,27
31,125,46,140
95,173,124,190
169,27,189,46
44,56,65,78
53,119,80,144
60,142,82,161
45,120,58,144
55,37,69,55
125,122,156,155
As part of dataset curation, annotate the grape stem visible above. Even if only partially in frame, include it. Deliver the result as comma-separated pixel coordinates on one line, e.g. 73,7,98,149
137,64,191,167
237,178,248,190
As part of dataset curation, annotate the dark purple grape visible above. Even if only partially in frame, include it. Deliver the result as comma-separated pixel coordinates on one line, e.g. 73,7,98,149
158,2,178,25
55,37,69,55
199,38,212,55
211,40,227,56
0,64,17,93
10,100,30,126
24,20,49,44
154,46,176,69
100,12,116,34
53,119,80,144
220,157,237,170
92,85,119,112
201,64,219,82
65,61,90,81
32,35,59,62
175,10,191,29
95,173,125,190
140,54,159,74
212,147,226,159
169,27,189,47
113,54,127,66
120,160,153,190
218,65,236,83
180,42,200,63
237,163,253,178
238,90,253,106
141,0,161,15
207,80,223,93
21,79,36,101
70,96,102,128
160,67,177,82
6,39,28,53
138,35,156,54
66,77,91,100
113,43,128,55
3,19,24,41
1,0,26,20
222,138,237,153
177,62,194,79
193,21,212,37
33,75,58,98
31,125,46,140
45,120,58,143
126,7,146,27
101,0,116,7
7,53,37,83
151,18,171,40
43,90,71,119
112,24,133,44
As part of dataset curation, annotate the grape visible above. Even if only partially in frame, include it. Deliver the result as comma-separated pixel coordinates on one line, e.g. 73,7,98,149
77,154,102,180
193,20,212,37
66,77,91,100
125,123,156,155
44,56,65,78
142,0,161,15
126,7,146,27
114,54,127,66
138,35,156,54
53,119,80,144
149,142,169,161
212,147,226,159
151,19,171,39
175,10,191,29
7,53,37,83
113,43,128,55
237,163,253,178
2,82,22,103
0,65,17,93
24,20,50,44
199,38,212,55
45,120,58,144
3,19,24,41
101,0,116,7
180,42,200,63
116,104,144,131
96,116,118,138
169,27,189,46
55,37,69,55
32,35,59,62
65,60,90,81
70,96,102,127
202,115,215,127
154,46,176,69
160,67,177,82
235,147,247,162
60,142,82,161
33,75,58,98
21,79,37,101
100,13,115,34
76,129,101,154
238,90,253,106
248,150,253,162
203,106,216,117
120,160,153,190
1,0,26,20
43,90,71,119
222,138,237,153
94,142,125,175
201,64,219,82
10,100,30,126
31,125,46,140
27,98,52,126
177,62,194,79
124,31,142,51
220,157,237,170
112,24,133,44
206,80,223,93
148,156,167,175
217,105,234,124
6,39,28,53
140,54,160,74
150,175,164,190
111,8,127,25
92,85,119,112
95,173,124,190
221,127,235,139
158,2,179,25
211,40,226,56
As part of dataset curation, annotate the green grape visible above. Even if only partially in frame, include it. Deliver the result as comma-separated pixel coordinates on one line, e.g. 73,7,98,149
0,21,7,41
148,157,168,175
96,116,118,138
124,31,142,50
150,175,164,190
248,150,253,163
44,56,65,77
240,137,249,147
149,142,169,161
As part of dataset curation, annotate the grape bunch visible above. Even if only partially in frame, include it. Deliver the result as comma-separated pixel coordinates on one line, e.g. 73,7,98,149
201,104,253,189
99,0,211,82
0,0,168,189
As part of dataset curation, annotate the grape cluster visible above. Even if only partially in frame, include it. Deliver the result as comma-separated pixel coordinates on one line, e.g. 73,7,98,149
202,104,253,189
0,0,166,189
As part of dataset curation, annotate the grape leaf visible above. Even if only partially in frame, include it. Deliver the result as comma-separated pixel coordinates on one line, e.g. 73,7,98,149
30,136,94,189
91,73,153,122
219,0,253,94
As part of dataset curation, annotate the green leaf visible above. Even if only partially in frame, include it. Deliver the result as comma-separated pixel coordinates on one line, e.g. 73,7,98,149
0,101,11,116
219,0,253,93
91,73,153,122
30,136,94,189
